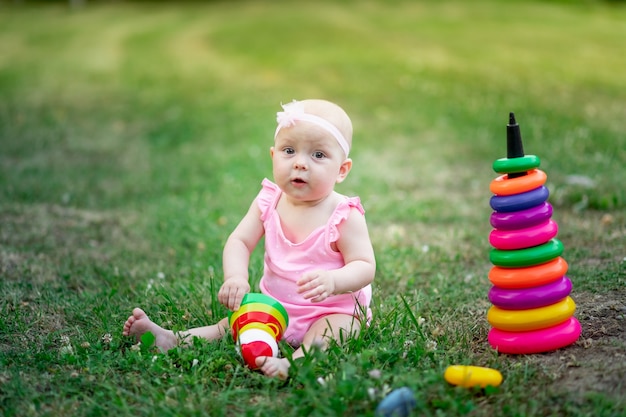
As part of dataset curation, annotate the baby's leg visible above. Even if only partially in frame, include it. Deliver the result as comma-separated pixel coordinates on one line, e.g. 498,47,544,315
122,307,228,352
255,313,361,379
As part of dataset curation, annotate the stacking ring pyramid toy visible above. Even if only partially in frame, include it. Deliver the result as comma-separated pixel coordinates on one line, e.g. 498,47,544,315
486,113,581,354
228,293,289,369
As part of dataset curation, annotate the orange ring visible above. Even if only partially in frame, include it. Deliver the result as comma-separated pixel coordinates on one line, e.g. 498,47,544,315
490,169,547,196
488,257,568,289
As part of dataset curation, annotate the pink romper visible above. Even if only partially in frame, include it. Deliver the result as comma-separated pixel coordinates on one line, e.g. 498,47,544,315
256,179,372,347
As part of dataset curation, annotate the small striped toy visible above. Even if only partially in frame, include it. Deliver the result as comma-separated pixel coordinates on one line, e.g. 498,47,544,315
228,293,289,369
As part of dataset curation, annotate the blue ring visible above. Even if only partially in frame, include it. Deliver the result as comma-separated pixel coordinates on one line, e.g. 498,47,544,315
490,186,549,212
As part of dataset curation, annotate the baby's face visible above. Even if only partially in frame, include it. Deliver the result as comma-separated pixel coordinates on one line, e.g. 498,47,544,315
271,122,350,204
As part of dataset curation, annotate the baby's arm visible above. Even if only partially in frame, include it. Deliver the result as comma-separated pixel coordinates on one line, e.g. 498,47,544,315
218,200,265,311
297,208,376,302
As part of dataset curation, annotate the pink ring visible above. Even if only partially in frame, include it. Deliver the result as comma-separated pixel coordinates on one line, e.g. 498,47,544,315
490,202,553,230
488,276,572,309
489,219,558,250
488,317,581,354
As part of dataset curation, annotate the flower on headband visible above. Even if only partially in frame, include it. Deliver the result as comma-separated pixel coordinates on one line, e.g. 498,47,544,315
276,100,305,128
274,99,350,156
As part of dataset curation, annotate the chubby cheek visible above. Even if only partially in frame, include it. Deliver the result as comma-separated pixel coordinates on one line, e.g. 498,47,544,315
272,160,290,181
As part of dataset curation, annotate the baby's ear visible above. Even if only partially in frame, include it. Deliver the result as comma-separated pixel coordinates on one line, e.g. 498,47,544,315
270,147,275,158
336,158,352,183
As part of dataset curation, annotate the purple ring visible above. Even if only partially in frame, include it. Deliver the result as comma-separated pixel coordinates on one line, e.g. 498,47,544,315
490,186,549,213
490,202,553,230
488,276,572,309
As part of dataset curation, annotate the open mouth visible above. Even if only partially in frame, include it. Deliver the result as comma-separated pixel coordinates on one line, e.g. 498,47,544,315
291,178,306,185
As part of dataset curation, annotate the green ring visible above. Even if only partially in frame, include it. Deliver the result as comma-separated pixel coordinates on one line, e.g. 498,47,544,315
490,239,564,267
493,155,540,174
228,293,289,324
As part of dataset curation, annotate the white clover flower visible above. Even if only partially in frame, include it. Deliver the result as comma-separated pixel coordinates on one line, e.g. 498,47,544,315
368,369,382,379
59,336,74,355
316,374,333,386
59,345,74,355
426,340,438,351
367,387,377,400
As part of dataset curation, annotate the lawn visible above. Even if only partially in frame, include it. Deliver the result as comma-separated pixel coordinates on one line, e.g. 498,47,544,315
1,0,625,416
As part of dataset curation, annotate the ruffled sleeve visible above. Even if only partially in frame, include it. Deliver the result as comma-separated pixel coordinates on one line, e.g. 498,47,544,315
256,178,282,222
327,196,365,243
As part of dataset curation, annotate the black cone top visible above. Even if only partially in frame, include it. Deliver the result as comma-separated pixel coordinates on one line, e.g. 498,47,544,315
507,113,525,158
507,112,526,178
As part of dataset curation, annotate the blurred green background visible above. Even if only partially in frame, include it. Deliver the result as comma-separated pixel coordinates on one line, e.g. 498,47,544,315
1,1,624,416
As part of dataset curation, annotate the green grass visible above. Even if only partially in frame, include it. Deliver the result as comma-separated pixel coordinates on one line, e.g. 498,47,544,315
1,1,625,416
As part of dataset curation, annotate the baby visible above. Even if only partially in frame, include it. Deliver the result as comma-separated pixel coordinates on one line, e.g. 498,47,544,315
123,99,376,379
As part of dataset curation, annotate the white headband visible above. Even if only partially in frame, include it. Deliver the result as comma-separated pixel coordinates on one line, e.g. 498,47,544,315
274,100,350,157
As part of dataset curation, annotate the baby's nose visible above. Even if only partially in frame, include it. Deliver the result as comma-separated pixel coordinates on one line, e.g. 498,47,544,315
293,156,307,169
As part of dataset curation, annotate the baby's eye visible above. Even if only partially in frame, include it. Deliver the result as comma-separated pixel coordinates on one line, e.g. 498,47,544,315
284,147,295,155
313,151,326,159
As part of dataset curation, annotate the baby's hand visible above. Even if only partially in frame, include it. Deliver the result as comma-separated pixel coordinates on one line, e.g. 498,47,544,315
297,270,335,303
218,278,250,311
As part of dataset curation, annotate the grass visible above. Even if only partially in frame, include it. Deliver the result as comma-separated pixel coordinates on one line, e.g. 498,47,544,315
1,0,625,416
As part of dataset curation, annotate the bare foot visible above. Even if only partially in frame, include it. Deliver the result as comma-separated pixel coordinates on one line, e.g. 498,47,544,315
122,308,178,352
255,356,290,380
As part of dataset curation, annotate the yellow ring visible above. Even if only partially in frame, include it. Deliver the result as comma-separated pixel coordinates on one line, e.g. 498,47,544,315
490,169,547,196
444,365,503,388
237,322,281,338
487,296,576,332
